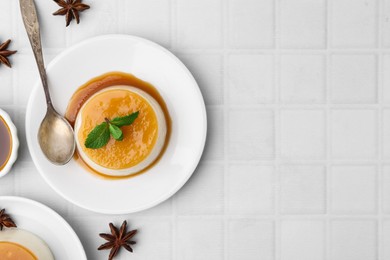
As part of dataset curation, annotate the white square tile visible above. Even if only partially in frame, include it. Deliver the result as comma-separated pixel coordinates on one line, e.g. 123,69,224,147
66,216,113,260
33,0,66,49
203,107,224,161
281,220,325,260
382,166,390,213
67,203,101,217
228,164,274,215
331,0,377,48
330,55,377,103
228,54,274,105
0,70,13,105
280,165,326,214
0,166,15,195
67,1,119,46
13,54,38,106
383,55,390,103
330,165,377,214
331,109,377,159
280,0,326,48
117,0,171,48
179,54,223,105
280,54,325,104
14,163,68,216
132,198,173,217
384,110,390,158
228,0,274,48
0,2,12,40
383,220,390,259
18,1,65,49
176,163,224,215
228,220,274,260
177,0,222,49
228,109,275,160
177,219,223,260
383,0,390,47
330,220,377,260
280,110,326,159
123,220,172,260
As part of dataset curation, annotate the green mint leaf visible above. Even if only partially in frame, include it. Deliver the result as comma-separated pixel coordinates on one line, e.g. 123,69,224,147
109,124,123,141
84,122,110,149
110,111,139,127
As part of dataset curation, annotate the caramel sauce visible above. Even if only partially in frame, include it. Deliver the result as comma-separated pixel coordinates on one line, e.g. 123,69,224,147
0,242,37,260
65,72,171,179
0,116,12,172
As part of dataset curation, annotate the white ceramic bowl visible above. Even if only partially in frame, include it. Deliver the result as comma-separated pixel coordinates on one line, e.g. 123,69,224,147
0,109,19,178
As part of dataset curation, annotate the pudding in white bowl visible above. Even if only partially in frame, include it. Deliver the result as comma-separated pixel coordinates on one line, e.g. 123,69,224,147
74,86,167,177
0,228,54,260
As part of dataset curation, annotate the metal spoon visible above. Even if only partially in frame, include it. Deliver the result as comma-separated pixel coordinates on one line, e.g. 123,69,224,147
20,0,75,165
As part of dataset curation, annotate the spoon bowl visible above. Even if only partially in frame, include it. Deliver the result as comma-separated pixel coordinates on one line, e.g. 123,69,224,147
38,106,75,165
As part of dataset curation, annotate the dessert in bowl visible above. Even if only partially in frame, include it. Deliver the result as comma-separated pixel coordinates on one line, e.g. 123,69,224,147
74,86,167,177
0,229,54,260
66,72,171,178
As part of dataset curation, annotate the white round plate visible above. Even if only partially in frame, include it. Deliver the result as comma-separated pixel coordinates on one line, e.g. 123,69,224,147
26,35,207,214
0,196,86,259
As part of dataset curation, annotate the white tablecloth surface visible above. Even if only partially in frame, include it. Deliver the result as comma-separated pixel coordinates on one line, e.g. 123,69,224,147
1,0,389,259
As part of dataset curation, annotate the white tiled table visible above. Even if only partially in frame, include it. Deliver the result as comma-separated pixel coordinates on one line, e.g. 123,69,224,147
1,0,390,259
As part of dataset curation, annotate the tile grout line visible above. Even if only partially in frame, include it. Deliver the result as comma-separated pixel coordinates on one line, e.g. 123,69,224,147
11,0,17,196
14,0,22,110
165,48,390,55
378,61,383,260
274,0,281,259
325,0,332,259
11,0,17,108
378,0,384,259
222,0,229,259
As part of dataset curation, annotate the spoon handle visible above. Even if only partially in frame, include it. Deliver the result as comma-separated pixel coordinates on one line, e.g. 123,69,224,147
19,0,52,107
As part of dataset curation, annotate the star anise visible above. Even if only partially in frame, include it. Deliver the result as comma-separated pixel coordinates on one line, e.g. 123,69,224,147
98,221,137,260
53,0,90,27
0,39,17,68
0,209,17,231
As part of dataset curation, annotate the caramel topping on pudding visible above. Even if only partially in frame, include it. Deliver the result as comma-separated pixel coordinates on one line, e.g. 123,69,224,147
78,88,160,169
0,242,37,260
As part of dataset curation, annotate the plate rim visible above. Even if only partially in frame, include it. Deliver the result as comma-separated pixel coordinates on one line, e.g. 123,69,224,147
0,196,87,259
25,34,208,214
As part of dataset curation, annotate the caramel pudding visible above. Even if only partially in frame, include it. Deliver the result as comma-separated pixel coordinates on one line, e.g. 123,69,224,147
0,117,12,172
0,229,54,260
75,86,167,176
66,72,171,178
0,242,37,260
